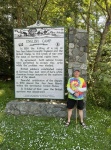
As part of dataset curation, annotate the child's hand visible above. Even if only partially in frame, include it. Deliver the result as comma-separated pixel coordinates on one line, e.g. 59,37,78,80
74,92,79,97
74,89,79,92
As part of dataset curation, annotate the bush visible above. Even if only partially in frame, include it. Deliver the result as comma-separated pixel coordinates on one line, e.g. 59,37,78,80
87,80,111,110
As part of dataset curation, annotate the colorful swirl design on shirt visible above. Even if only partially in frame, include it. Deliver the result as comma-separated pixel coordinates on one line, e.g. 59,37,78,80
70,78,81,90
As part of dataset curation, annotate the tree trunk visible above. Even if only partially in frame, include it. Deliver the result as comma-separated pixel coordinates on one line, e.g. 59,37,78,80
86,0,92,60
17,0,22,27
93,16,111,72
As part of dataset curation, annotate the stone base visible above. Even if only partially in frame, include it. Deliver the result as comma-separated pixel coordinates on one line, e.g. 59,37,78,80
5,100,86,118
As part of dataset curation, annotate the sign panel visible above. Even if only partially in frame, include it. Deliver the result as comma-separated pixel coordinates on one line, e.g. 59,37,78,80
14,27,64,99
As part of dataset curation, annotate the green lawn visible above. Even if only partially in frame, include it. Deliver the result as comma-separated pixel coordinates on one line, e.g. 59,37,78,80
0,80,14,111
0,81,111,150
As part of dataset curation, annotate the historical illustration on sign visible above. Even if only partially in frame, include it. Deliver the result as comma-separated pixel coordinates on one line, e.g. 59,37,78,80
14,28,64,38
14,27,64,99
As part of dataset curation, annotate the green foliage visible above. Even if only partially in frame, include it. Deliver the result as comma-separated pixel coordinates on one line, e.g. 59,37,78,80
0,1,14,78
87,69,111,109
88,40,111,109
0,81,14,111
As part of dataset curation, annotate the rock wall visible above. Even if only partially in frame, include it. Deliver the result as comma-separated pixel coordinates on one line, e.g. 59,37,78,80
68,28,88,117
68,28,87,79
5,100,86,118
5,100,67,117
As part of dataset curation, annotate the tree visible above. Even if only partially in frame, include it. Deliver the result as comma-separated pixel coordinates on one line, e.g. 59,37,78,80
93,0,111,72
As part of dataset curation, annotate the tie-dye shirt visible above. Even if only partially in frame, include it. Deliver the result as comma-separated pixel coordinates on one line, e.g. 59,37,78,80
67,77,86,100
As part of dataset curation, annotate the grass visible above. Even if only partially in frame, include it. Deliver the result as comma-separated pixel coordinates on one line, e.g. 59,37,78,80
0,80,14,111
0,80,111,150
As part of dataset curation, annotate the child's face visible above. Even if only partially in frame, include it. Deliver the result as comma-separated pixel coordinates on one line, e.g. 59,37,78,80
74,71,80,78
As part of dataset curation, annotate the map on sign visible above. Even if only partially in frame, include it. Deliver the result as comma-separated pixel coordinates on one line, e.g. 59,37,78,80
14,27,64,99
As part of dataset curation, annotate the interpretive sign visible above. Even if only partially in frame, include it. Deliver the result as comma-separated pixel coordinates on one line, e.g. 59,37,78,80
14,27,64,99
